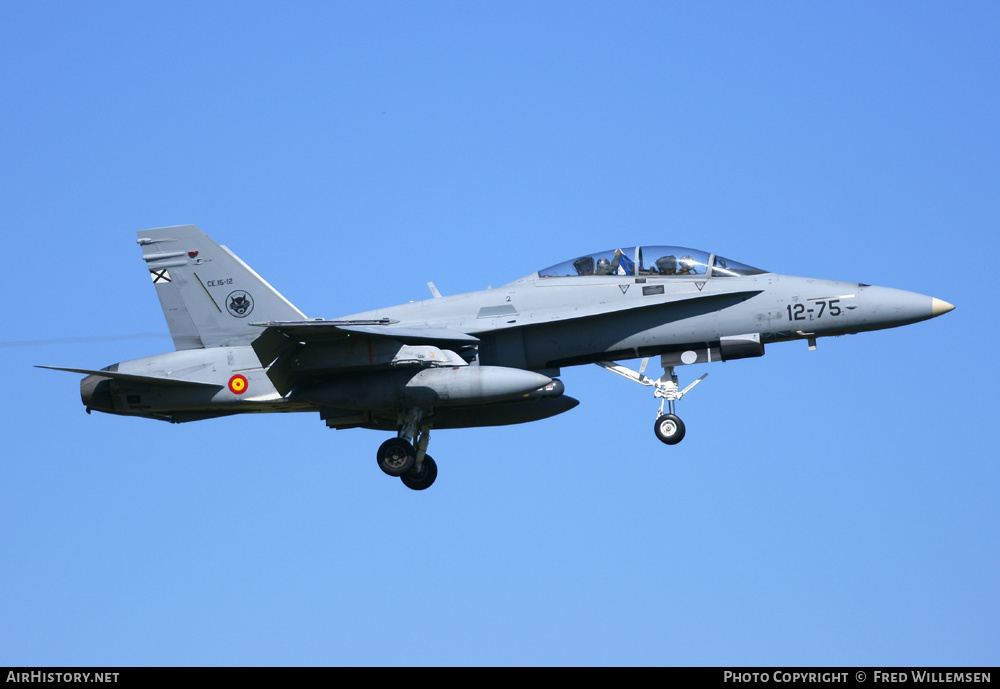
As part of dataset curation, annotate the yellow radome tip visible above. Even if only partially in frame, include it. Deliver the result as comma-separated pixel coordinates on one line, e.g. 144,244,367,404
932,298,955,316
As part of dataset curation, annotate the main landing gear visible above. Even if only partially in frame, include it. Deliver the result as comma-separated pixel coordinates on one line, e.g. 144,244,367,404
376,409,438,490
596,359,707,446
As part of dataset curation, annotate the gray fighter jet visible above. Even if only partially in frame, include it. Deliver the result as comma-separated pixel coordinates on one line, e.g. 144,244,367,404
41,225,954,490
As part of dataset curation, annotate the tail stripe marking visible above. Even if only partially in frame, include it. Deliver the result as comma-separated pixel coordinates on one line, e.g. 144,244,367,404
193,273,223,313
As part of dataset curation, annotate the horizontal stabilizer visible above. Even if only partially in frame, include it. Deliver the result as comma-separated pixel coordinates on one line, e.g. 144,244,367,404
36,365,222,388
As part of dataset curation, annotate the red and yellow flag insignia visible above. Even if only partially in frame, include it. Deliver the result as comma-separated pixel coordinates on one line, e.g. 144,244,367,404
228,374,249,394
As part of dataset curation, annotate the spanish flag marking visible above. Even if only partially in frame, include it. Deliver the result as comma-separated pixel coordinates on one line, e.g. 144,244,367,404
228,374,249,395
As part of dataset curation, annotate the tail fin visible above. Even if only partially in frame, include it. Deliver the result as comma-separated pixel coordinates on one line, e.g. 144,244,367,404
137,225,306,349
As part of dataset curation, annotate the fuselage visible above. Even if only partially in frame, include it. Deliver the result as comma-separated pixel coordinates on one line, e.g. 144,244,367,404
77,245,952,424
342,270,949,371
50,228,954,490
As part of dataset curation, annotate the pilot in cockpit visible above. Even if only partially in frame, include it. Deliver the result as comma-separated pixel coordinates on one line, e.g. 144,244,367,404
595,249,634,276
654,255,677,275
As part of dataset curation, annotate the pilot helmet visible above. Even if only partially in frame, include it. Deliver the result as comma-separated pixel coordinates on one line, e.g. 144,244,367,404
596,257,612,273
680,255,695,270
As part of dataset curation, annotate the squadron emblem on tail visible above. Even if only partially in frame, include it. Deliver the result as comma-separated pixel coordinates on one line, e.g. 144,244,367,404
227,291,254,318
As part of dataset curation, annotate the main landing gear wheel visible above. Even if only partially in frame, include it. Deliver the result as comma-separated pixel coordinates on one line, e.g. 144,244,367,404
376,437,416,476
401,455,438,491
381,410,438,489
654,414,686,445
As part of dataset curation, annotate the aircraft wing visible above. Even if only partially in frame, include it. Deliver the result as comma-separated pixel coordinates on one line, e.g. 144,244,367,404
253,319,479,344
250,320,481,396
250,319,479,367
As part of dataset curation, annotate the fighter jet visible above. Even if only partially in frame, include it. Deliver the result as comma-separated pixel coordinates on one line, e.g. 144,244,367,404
40,225,954,490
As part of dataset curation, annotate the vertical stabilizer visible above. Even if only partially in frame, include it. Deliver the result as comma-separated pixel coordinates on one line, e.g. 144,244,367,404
137,225,306,349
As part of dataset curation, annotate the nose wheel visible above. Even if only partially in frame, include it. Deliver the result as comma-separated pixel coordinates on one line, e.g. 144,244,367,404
597,359,705,446
653,414,685,445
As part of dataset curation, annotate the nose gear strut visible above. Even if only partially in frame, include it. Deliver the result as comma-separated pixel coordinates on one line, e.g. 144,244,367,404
596,358,707,445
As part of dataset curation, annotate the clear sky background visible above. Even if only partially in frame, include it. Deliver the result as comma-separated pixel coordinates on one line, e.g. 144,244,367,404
2,1,997,666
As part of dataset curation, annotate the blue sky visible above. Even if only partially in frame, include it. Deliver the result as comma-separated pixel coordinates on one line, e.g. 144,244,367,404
2,1,997,666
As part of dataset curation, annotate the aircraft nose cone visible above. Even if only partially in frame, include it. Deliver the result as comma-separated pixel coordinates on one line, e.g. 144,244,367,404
932,298,955,317
861,286,954,328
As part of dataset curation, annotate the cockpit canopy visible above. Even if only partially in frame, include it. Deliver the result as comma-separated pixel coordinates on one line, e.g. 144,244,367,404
538,246,766,278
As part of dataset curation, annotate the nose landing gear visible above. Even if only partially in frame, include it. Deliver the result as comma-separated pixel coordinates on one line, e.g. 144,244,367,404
597,359,706,446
